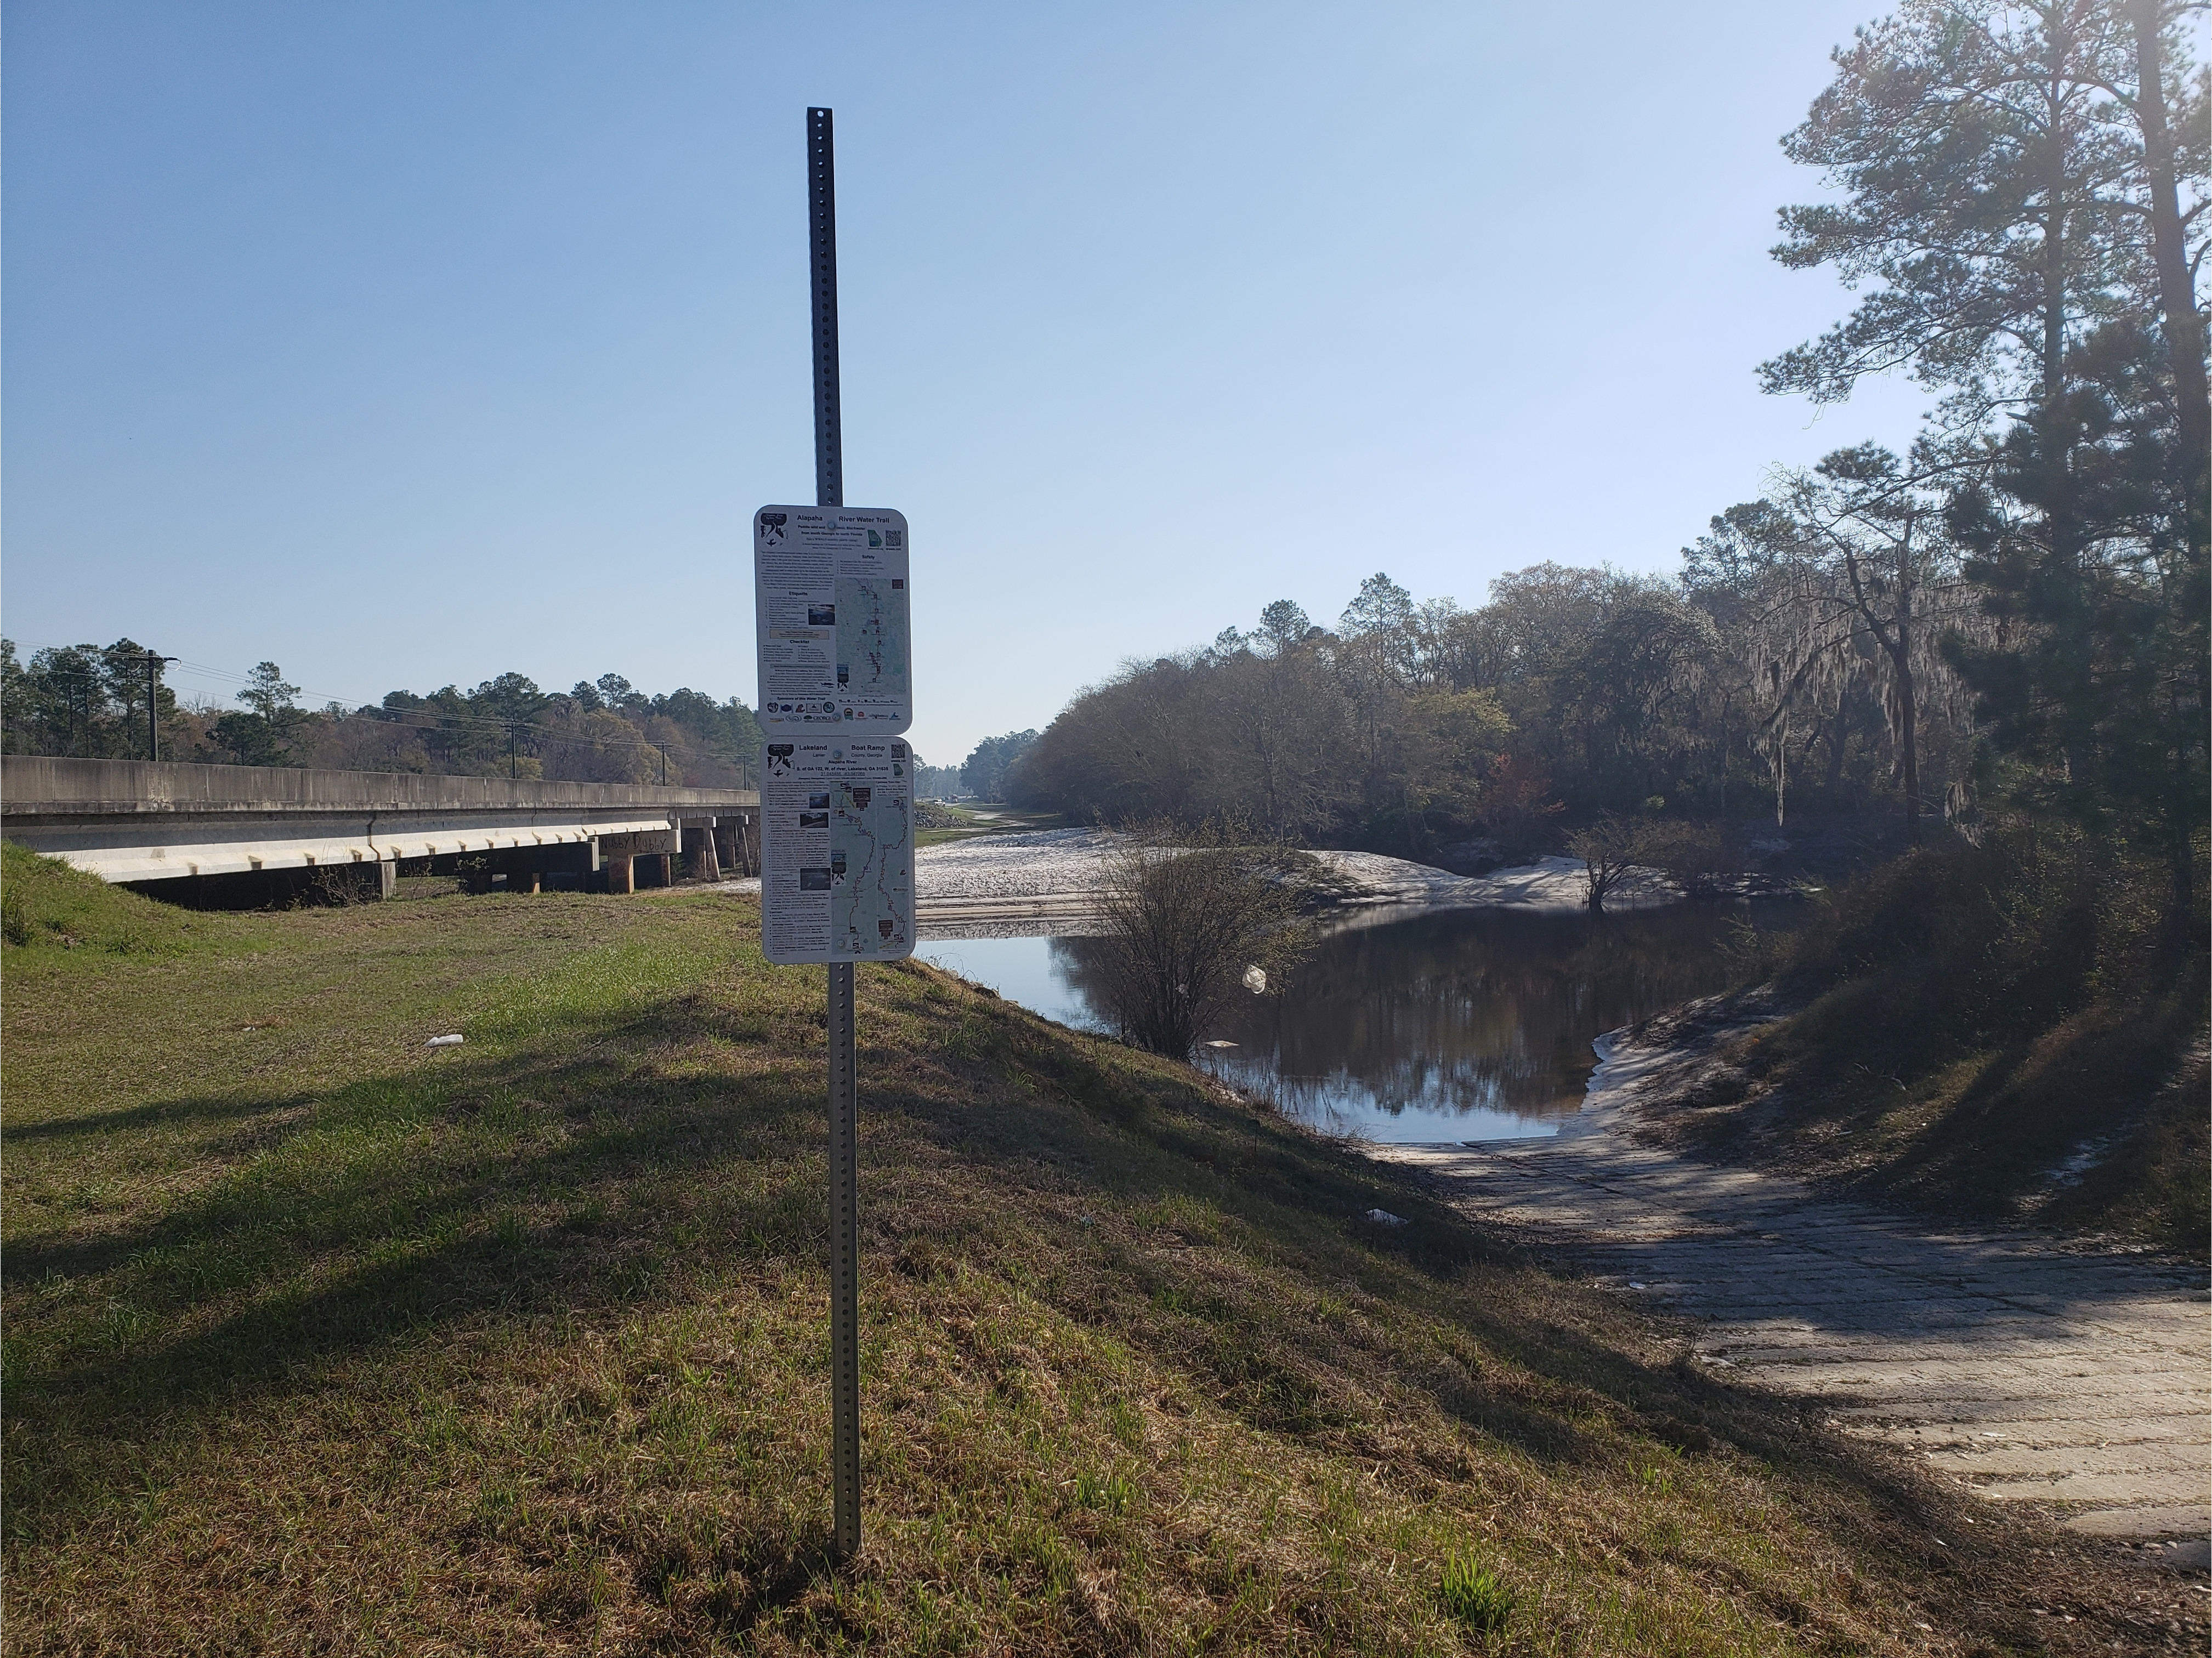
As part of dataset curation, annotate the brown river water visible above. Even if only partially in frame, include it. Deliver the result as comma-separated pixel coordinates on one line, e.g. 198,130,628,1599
914,900,1804,1143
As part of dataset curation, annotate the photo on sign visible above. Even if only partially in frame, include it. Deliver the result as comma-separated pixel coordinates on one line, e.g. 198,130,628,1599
799,811,829,828
808,605,836,626
808,792,830,809
799,868,833,892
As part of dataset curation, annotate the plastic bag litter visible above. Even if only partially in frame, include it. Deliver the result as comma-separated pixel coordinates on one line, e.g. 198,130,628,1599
1203,1039,1239,1049
424,1034,465,1047
1364,1208,1407,1227
1242,964,1267,993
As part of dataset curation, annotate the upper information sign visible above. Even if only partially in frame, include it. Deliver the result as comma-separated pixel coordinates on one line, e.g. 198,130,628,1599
754,506,911,735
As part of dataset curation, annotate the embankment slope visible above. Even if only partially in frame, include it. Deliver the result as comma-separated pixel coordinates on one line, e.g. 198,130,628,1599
1609,839,2210,1261
1,845,2195,1654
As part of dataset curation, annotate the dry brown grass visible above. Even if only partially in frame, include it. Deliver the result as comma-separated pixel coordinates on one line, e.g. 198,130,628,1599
3,851,2201,1654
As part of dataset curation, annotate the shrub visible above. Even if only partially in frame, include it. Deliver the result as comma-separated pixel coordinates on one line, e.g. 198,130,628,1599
1,870,27,946
1563,812,1650,912
1089,819,1315,1059
1437,1552,1515,1637
1775,824,2149,1029
1738,820,2209,1252
1635,819,1743,902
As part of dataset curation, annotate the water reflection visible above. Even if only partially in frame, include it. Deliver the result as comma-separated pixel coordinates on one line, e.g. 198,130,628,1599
917,902,1800,1143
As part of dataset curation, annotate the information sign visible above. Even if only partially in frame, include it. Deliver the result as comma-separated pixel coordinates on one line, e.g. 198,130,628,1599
754,506,911,735
757,737,916,964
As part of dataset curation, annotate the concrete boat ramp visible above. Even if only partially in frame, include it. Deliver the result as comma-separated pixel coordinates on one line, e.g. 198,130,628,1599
1371,1028,2212,1550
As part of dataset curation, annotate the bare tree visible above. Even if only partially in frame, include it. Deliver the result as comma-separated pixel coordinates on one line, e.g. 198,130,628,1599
1564,813,1648,913
1755,448,1988,842
1089,821,1315,1059
1208,645,1357,839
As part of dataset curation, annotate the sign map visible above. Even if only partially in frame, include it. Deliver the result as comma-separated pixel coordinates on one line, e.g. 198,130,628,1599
830,775,912,958
754,499,916,963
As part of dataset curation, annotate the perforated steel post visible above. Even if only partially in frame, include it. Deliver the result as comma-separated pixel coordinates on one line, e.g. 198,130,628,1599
809,104,863,1563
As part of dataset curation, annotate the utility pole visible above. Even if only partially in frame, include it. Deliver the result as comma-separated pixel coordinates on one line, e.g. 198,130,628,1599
135,651,177,761
810,104,863,1564
508,722,519,779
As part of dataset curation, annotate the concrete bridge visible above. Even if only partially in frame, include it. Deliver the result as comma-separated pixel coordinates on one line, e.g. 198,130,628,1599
0,756,756,903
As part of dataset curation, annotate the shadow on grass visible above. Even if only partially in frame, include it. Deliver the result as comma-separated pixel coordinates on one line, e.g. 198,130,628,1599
2,1091,321,1144
1745,947,2209,1244
4,970,2004,1589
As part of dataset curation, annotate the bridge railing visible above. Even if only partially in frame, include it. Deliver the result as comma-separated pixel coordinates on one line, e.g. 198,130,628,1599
1,756,758,893
0,755,757,815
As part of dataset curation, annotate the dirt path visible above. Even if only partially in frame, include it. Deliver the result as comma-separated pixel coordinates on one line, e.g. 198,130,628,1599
1370,1027,2212,1547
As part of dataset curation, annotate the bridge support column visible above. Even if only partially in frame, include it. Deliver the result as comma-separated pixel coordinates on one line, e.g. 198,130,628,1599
510,868,541,895
605,855,634,894
685,825,720,882
377,860,397,901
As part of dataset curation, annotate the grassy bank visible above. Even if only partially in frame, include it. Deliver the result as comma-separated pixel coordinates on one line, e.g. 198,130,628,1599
1639,833,2209,1259
1,844,2192,1654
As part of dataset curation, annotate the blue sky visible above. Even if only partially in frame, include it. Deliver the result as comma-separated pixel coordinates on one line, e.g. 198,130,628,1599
2,1,1933,769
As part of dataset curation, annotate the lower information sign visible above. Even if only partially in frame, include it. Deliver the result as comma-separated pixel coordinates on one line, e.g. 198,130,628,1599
758,738,915,964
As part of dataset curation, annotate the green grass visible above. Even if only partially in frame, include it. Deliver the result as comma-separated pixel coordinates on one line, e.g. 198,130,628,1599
0,839,248,958
1437,1553,1516,1639
1,845,2190,1654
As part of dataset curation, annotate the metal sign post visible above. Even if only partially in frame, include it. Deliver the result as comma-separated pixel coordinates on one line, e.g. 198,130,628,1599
809,104,862,1563
755,104,914,1565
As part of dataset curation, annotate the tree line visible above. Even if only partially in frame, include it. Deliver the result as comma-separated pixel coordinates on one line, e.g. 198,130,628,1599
0,645,768,790
1007,0,2207,940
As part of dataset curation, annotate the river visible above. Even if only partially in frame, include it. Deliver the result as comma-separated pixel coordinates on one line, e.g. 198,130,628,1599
915,901,1802,1143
